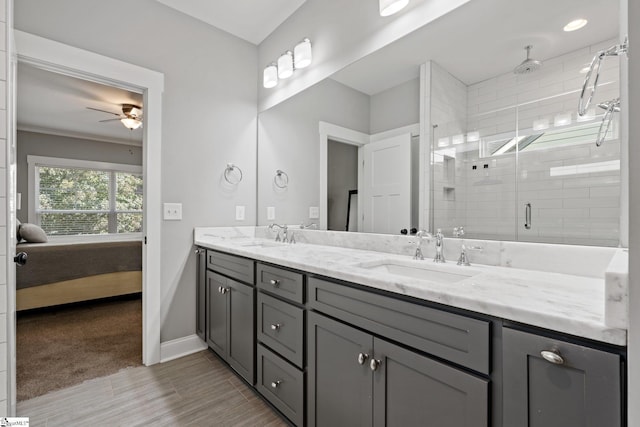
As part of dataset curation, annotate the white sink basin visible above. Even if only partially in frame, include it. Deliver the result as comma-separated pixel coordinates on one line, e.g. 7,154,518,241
234,240,281,248
357,259,480,284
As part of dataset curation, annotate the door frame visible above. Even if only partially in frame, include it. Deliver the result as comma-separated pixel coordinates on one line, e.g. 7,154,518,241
319,122,368,231
9,30,164,405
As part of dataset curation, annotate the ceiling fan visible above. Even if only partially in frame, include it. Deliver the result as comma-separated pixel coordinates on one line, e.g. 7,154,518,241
87,103,143,130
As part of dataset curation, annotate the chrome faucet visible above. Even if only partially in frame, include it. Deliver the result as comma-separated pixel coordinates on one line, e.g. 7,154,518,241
268,223,289,243
412,230,433,260
433,228,445,263
453,226,482,266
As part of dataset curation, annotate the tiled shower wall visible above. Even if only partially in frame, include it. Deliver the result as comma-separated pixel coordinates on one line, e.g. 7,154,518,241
431,39,621,246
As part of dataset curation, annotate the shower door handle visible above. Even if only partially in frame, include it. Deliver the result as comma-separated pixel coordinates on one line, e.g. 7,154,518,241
524,203,532,230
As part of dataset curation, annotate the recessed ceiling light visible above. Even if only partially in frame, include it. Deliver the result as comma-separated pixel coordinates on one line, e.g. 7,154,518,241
564,19,588,32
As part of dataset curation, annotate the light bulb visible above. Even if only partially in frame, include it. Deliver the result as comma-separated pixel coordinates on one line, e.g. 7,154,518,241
121,118,142,130
277,51,294,79
263,63,278,88
294,39,312,69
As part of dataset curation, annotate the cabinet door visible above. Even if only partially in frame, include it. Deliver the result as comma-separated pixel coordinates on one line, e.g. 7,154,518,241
227,279,255,384
206,271,227,357
503,328,621,427
308,311,373,427
373,338,488,427
196,249,206,341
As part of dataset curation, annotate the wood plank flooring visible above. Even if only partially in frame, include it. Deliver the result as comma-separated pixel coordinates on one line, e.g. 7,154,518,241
17,350,289,427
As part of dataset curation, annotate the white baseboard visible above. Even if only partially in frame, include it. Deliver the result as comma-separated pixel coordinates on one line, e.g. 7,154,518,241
160,334,207,363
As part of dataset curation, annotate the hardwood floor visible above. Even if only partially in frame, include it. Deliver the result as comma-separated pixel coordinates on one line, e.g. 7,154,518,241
17,350,289,427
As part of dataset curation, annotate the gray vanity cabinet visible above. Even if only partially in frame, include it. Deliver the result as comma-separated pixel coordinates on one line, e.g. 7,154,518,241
308,311,489,427
502,327,622,427
205,270,256,384
196,248,206,341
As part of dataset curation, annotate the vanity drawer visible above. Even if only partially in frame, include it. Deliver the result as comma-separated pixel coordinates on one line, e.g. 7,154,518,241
308,277,491,374
257,292,304,368
256,263,304,304
257,344,304,427
206,250,254,285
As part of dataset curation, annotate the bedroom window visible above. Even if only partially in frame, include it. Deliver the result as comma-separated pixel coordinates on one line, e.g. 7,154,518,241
28,156,143,236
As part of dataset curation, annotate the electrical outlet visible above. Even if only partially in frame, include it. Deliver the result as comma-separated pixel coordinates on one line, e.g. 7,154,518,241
309,206,319,219
163,203,182,220
235,205,245,221
267,206,276,220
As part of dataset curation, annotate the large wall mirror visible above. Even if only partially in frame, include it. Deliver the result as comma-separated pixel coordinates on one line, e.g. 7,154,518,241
257,0,623,247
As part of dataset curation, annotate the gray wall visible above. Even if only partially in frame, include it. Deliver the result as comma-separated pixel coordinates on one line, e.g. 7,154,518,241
15,0,258,342
327,140,358,231
16,131,142,223
258,78,369,226
370,78,420,134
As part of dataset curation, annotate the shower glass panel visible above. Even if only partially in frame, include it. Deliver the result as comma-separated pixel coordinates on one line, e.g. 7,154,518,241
515,78,621,246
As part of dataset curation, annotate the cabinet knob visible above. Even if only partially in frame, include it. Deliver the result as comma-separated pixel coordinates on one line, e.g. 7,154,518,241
220,287,229,294
540,349,565,365
357,353,369,365
218,286,223,293
271,380,282,389
269,279,281,287
370,358,381,371
270,323,281,331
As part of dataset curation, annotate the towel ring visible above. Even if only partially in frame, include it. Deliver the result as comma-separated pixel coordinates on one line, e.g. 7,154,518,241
274,169,289,189
224,163,243,185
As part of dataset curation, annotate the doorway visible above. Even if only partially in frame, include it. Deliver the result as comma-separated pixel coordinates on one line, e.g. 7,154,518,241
8,30,163,413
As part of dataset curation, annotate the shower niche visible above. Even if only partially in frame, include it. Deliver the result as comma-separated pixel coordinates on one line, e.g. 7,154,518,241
427,38,621,247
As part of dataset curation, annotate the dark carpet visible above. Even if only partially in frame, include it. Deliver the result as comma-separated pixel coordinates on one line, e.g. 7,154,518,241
17,295,142,401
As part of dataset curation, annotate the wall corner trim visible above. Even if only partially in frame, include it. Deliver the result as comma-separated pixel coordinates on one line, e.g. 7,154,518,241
160,335,208,363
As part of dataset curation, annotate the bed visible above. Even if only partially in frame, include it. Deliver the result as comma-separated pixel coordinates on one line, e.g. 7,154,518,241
16,239,142,311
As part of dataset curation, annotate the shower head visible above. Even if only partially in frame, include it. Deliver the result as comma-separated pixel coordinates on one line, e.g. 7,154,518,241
513,45,542,74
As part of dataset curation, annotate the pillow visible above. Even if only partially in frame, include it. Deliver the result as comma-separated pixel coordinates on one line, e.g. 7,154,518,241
19,223,48,243
16,218,22,242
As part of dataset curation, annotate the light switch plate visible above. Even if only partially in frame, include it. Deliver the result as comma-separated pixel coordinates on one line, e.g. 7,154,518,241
163,203,182,220
235,205,245,221
267,206,276,220
309,206,319,219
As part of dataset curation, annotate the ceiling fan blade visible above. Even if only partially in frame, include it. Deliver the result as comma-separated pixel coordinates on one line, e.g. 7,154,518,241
99,118,123,123
87,106,122,117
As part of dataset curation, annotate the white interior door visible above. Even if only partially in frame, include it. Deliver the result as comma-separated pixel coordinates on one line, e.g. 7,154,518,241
362,133,411,234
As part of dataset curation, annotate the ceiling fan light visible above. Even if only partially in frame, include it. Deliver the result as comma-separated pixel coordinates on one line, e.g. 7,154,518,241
263,63,278,88
121,117,142,130
277,51,294,79
294,38,312,69
379,0,409,17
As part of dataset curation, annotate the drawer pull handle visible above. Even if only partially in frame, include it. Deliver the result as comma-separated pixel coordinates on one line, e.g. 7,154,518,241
271,380,282,389
270,279,281,287
270,323,282,331
357,353,369,365
541,349,564,365
370,359,381,372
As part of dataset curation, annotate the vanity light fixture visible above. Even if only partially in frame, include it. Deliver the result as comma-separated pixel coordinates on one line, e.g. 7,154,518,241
554,112,572,127
532,118,550,131
452,134,465,145
277,51,294,79
294,39,313,69
466,131,480,142
263,39,313,88
263,63,278,88
121,117,143,130
379,0,409,16
563,18,588,32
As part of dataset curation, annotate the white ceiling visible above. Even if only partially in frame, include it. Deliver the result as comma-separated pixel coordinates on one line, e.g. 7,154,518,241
17,64,144,145
332,0,619,95
155,0,307,45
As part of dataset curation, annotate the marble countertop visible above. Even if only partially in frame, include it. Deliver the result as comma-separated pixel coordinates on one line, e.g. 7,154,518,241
194,228,626,346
